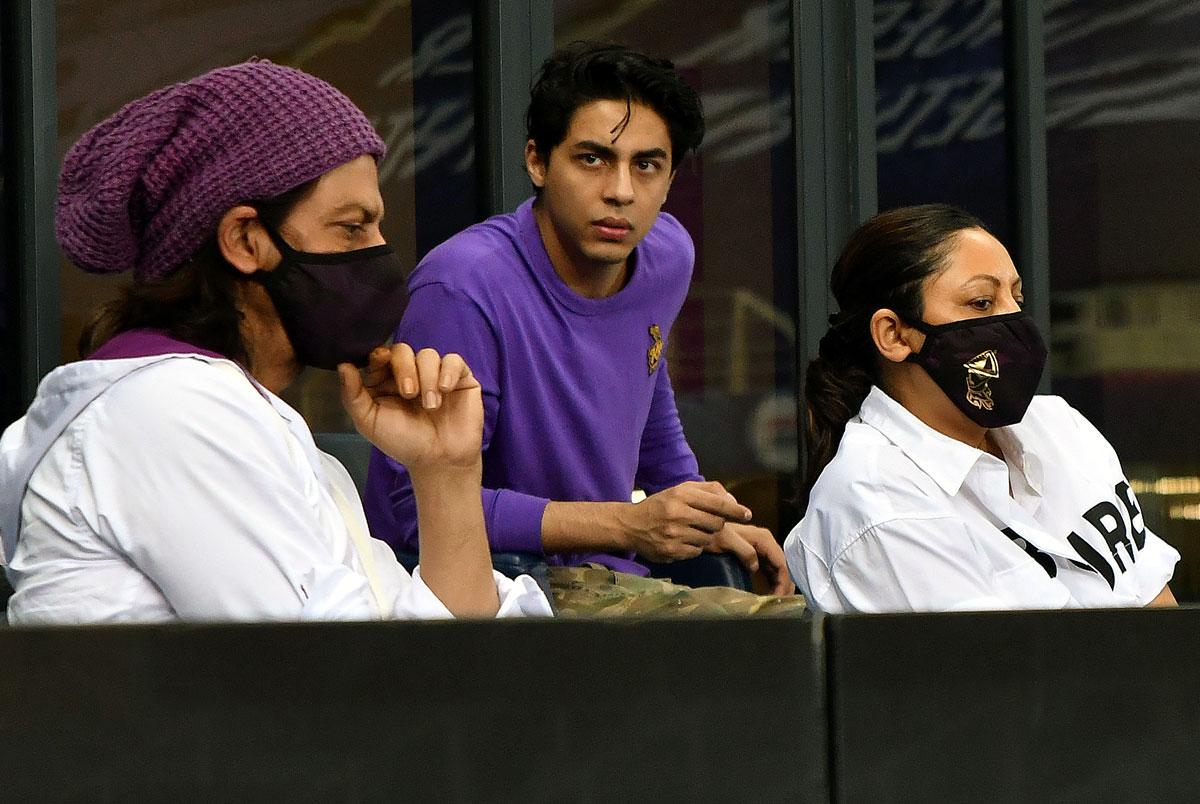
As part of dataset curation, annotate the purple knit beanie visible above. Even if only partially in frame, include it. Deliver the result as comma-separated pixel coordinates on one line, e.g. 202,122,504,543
56,60,386,282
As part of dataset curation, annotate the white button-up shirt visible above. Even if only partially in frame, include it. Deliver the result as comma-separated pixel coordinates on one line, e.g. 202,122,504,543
785,386,1179,613
2,354,551,623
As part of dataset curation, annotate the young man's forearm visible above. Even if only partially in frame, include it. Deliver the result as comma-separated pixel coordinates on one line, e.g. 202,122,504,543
540,481,750,560
540,500,634,554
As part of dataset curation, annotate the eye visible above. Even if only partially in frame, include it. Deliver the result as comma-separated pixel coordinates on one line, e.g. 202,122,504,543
339,223,365,236
578,153,602,167
637,159,661,173
969,297,993,312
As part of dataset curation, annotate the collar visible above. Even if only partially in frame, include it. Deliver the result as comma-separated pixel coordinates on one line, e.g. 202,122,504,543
990,424,1044,497
89,328,225,361
856,386,989,496
88,328,290,414
516,197,647,316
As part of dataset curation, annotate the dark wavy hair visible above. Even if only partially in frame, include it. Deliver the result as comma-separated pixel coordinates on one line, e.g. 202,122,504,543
526,41,705,169
803,204,987,501
78,180,316,362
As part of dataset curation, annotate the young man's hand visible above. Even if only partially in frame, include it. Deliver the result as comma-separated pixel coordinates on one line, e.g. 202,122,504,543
616,480,752,562
709,522,796,596
338,344,483,476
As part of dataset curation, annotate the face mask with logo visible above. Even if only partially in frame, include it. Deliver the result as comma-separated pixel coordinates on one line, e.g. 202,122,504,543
905,310,1048,428
256,224,408,370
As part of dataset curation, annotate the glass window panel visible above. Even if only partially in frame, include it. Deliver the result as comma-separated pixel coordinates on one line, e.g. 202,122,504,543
0,35,12,427
553,1,800,535
56,0,477,432
1046,0,1200,600
874,0,1012,242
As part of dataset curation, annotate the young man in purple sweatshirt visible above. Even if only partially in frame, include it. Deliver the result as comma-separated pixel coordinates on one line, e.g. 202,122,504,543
364,42,793,594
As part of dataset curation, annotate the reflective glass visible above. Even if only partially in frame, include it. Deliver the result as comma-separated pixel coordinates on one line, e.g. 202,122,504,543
0,36,12,427
875,0,1012,242
1046,0,1200,600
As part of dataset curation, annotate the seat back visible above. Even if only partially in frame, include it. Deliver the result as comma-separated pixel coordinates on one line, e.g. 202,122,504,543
312,432,373,496
643,554,753,591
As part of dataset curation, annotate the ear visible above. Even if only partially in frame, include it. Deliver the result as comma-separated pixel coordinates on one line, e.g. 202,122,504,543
870,308,923,364
217,205,279,276
524,140,547,189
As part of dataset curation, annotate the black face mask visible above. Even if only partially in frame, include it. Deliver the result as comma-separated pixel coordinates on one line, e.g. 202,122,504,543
905,311,1048,428
257,225,408,370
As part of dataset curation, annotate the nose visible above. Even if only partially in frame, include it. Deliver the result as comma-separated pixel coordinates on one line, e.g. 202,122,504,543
367,223,387,248
996,290,1022,315
604,163,635,206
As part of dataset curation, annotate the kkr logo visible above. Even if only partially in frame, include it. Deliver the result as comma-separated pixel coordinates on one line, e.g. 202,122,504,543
647,324,663,375
963,349,999,411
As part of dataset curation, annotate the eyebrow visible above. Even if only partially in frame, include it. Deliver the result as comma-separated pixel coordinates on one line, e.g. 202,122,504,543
960,274,1023,292
963,274,1001,287
573,140,669,161
633,147,669,161
328,202,382,221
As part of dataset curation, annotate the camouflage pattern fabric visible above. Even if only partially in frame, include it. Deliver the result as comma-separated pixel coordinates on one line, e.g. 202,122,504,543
549,565,806,617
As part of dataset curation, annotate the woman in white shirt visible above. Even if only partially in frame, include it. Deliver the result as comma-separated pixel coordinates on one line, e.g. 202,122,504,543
785,204,1178,613
0,61,549,623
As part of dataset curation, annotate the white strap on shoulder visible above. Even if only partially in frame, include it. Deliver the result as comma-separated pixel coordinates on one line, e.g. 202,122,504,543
327,481,388,620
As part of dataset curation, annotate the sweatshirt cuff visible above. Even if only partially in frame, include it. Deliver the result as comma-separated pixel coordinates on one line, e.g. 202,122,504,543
485,489,550,554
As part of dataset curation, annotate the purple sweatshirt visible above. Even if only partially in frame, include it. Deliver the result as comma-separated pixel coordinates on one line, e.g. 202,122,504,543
363,199,702,574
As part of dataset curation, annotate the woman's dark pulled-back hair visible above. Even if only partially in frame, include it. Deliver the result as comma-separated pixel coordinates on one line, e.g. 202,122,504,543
803,204,986,501
526,41,705,168
78,181,315,362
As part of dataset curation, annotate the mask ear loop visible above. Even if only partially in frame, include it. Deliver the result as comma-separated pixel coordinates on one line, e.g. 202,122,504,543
240,211,299,299
895,314,933,363
250,209,301,260
897,314,933,335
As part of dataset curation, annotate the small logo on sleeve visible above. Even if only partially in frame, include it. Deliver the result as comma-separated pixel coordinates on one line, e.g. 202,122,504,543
647,324,663,375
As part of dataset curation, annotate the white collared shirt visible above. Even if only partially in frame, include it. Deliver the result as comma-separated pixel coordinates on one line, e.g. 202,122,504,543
2,355,551,623
785,386,1180,614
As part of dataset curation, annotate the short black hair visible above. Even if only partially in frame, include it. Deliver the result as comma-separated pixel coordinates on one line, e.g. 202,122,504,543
526,41,705,168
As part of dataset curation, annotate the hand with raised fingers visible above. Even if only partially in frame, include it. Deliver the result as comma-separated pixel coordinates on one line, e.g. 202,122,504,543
337,344,483,475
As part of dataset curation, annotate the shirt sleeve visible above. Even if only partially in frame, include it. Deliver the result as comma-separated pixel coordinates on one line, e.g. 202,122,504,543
634,357,703,494
1058,401,1180,604
366,282,548,554
827,516,1072,613
401,567,554,618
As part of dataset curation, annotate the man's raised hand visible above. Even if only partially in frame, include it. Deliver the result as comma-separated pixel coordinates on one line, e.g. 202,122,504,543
338,344,483,474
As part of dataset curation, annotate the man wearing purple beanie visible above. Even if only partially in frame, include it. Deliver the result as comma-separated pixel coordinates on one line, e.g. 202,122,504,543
0,61,550,623
364,43,796,599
